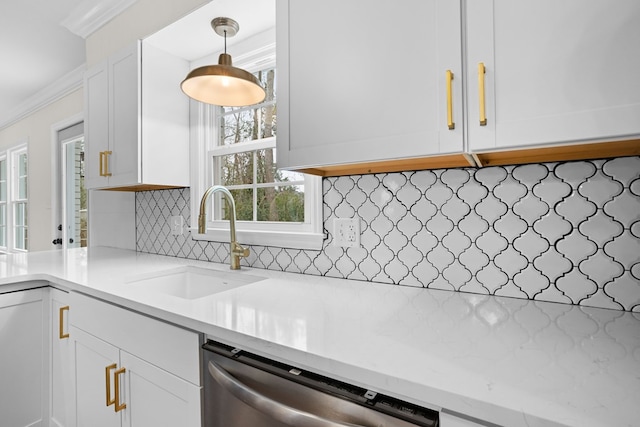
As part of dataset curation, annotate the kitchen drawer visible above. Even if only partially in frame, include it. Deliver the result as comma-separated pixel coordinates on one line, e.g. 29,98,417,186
69,291,200,385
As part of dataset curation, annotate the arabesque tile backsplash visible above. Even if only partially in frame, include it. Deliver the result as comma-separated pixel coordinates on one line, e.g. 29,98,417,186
136,157,640,312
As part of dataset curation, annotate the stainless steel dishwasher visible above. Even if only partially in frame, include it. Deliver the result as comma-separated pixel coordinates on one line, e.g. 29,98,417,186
203,340,439,427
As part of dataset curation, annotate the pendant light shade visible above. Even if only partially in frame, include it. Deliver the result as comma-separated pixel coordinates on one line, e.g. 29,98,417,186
181,17,266,107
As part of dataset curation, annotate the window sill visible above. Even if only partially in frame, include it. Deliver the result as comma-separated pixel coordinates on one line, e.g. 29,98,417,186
190,228,325,251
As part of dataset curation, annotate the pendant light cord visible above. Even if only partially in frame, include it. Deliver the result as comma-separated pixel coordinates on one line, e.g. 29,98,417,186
224,30,227,54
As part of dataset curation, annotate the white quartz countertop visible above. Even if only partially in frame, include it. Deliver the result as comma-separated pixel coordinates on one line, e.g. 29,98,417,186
1,247,638,427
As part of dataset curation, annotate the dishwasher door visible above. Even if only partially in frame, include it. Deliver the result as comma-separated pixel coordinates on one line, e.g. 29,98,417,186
202,341,438,427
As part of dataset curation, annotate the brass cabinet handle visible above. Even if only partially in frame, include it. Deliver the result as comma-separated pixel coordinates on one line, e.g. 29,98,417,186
104,150,112,177
446,70,455,130
59,306,69,339
105,363,117,406
478,62,487,126
114,367,127,412
99,151,105,177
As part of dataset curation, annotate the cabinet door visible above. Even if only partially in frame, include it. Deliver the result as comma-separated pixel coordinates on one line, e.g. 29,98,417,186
0,289,45,427
277,0,463,170
51,288,72,427
85,60,110,189
70,326,121,427
120,351,201,427
467,0,640,151
109,42,141,187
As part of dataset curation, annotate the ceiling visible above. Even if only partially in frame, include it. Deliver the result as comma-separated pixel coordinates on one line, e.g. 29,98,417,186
0,0,275,130
0,0,86,128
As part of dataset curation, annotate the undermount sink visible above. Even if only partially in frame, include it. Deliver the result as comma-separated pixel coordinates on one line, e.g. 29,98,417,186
127,266,265,300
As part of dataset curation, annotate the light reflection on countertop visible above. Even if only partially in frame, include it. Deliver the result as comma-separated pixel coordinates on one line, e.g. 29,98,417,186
0,247,638,427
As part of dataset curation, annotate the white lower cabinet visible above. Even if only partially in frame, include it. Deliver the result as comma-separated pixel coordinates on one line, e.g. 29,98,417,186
50,288,72,427
0,287,47,427
68,292,202,427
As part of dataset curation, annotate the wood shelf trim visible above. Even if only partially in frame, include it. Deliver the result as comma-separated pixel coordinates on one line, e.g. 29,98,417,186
473,139,640,167
293,139,640,177
296,154,476,177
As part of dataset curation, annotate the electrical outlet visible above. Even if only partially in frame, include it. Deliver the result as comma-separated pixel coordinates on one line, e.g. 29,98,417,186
333,218,361,247
170,215,184,236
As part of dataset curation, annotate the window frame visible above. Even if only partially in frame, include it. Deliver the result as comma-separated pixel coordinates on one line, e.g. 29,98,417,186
0,154,7,250
189,29,323,250
0,143,28,253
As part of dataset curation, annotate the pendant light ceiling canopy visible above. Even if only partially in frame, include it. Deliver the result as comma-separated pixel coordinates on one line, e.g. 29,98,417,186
181,17,266,107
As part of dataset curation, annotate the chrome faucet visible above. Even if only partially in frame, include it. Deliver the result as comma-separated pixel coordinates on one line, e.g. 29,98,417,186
198,185,250,270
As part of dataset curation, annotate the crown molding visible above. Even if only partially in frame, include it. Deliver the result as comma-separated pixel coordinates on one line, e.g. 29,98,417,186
61,0,139,39
0,64,85,131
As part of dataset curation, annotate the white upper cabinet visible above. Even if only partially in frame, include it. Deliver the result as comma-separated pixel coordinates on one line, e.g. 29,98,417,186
276,0,464,172
84,41,190,190
466,0,640,152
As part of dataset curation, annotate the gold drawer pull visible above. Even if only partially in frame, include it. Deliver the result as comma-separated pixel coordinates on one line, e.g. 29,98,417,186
114,367,127,412
105,363,117,406
59,306,69,339
478,62,487,126
446,70,455,130
104,150,112,177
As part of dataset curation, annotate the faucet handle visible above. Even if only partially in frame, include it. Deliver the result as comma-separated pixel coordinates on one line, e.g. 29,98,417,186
232,242,250,258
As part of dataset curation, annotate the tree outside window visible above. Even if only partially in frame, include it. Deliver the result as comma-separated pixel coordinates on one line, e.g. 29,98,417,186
212,66,306,224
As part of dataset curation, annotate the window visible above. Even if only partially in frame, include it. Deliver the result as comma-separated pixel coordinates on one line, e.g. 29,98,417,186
0,144,28,252
191,32,322,250
0,156,6,248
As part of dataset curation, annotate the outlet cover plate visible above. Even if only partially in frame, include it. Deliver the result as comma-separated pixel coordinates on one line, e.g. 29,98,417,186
333,218,360,247
170,215,184,236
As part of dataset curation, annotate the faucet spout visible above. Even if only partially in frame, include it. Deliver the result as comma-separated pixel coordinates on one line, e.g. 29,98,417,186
198,185,250,270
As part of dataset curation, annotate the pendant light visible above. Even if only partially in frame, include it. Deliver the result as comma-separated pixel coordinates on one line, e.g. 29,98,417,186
181,17,266,107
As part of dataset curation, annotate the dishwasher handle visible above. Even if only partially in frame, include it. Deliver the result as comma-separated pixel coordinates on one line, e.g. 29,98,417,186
208,360,362,427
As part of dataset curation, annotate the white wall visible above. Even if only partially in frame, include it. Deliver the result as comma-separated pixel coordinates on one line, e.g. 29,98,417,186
0,89,83,252
86,0,207,66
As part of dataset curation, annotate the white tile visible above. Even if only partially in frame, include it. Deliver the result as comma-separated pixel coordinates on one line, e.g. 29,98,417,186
555,193,596,226
476,228,509,258
604,231,640,269
556,268,597,303
556,230,597,265
533,248,572,283
513,192,549,226
494,175,528,206
578,210,624,247
514,230,549,262
515,264,550,298
579,250,624,285
425,213,454,240
494,247,528,277
443,261,472,289
441,169,471,191
554,161,596,188
604,191,640,225
533,173,571,205
475,195,508,223
494,211,528,242
533,212,572,244
425,181,453,207
513,163,549,186
578,170,623,207
476,262,509,293
602,157,640,187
